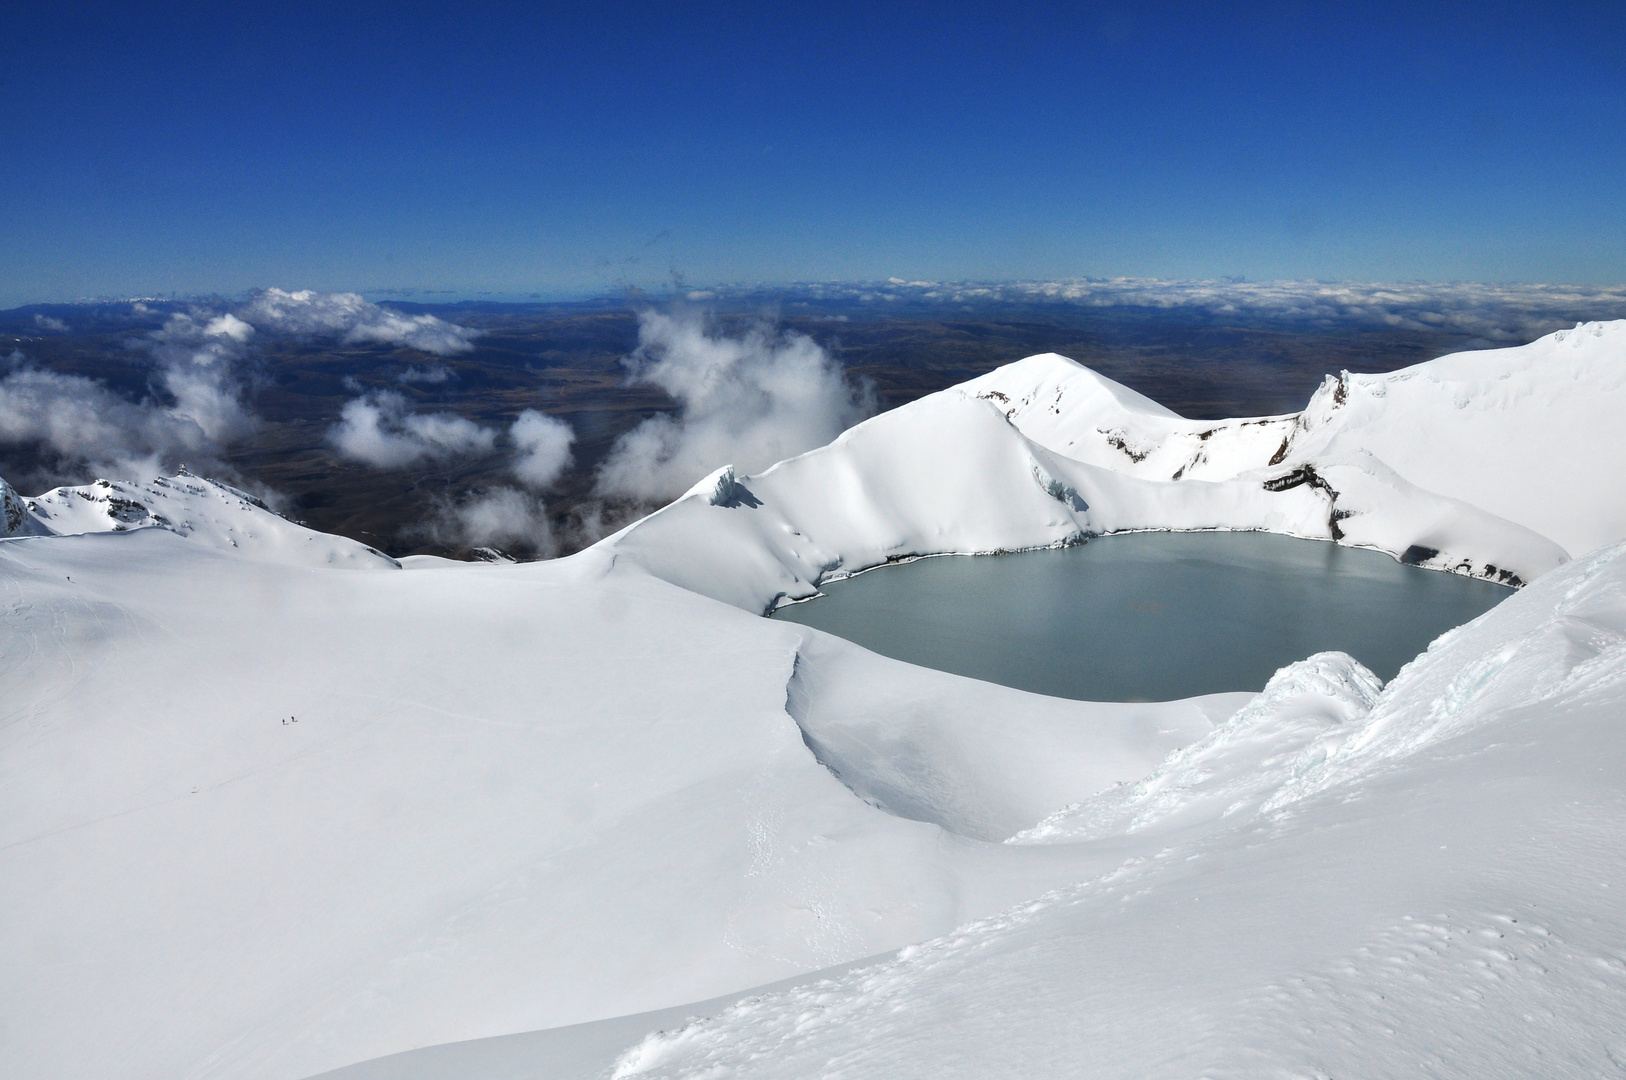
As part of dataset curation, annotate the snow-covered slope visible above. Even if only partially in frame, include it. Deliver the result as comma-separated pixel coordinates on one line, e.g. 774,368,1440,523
606,326,1626,614
3,471,399,568
0,528,1245,1080
3,323,1624,1080
607,539,1626,1080
602,323,1626,616
962,321,1626,558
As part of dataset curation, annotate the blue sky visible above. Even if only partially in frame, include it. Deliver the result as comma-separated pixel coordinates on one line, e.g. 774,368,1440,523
2,1,1623,307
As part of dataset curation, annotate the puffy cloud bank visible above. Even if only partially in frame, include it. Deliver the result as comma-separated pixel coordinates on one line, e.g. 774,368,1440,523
327,395,575,556
368,305,873,555
141,311,260,447
328,391,498,469
239,289,479,355
0,312,259,484
328,398,573,482
407,411,573,557
434,410,573,556
0,290,482,489
595,310,875,502
725,278,1626,343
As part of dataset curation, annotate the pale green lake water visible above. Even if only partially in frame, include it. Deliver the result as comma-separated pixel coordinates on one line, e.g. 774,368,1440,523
773,531,1511,701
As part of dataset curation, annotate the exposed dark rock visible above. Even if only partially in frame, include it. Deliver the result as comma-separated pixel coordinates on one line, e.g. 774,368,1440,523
1400,545,1440,566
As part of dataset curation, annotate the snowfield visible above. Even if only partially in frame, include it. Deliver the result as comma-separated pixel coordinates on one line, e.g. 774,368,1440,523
3,322,1624,1079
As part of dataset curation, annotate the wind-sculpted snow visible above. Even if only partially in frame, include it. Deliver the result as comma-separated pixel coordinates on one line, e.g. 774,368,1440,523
785,632,1240,841
1010,651,1384,844
1280,540,1626,804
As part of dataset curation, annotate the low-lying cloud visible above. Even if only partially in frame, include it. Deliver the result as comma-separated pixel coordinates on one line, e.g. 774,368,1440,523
509,409,575,490
716,278,1626,344
326,397,574,482
595,310,875,502
328,390,498,469
327,396,575,556
0,289,483,491
140,311,260,447
0,365,219,484
240,288,479,355
396,363,454,384
420,408,574,555
418,486,558,558
0,311,260,485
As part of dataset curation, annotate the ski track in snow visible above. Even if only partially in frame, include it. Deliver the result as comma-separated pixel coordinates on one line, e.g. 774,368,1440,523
2,323,1625,1080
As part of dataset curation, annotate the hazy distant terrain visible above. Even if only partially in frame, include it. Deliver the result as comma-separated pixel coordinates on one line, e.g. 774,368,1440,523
4,287,1621,559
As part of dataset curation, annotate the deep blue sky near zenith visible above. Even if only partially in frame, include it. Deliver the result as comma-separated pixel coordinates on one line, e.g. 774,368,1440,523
2,2,1623,307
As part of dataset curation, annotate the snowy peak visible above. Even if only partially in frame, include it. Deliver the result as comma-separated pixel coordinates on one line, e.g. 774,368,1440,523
960,353,1298,484
6,472,399,569
959,321,1626,560
962,351,1181,422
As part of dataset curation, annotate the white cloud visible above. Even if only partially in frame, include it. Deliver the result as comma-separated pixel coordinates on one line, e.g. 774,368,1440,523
140,312,259,446
419,486,556,557
239,288,479,355
383,408,574,556
0,367,190,482
595,310,875,502
708,279,1626,343
328,391,498,469
326,394,578,487
2,288,485,490
396,364,454,384
990,279,1626,341
33,314,68,332
0,312,261,485
509,410,575,490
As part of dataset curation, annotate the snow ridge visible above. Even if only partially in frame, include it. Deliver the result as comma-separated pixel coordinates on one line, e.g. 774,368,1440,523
2,471,399,568
1010,651,1383,844
604,324,1624,614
